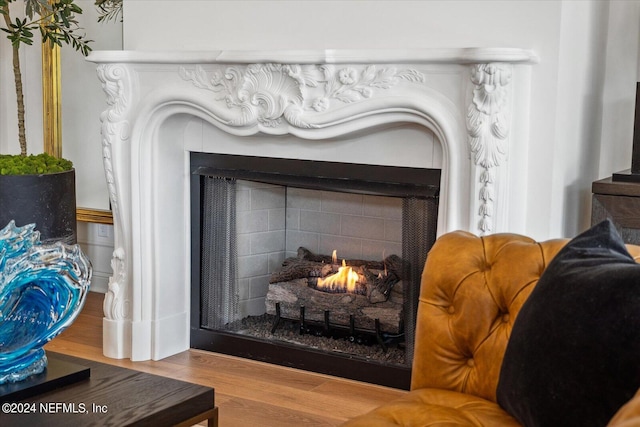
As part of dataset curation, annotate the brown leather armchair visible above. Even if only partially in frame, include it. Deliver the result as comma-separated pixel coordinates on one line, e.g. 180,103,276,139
342,230,640,426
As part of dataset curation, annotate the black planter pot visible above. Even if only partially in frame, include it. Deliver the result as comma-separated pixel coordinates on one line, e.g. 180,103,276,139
0,169,77,244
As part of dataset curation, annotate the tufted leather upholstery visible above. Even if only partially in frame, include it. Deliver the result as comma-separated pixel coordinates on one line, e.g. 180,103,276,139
343,230,640,426
609,388,640,427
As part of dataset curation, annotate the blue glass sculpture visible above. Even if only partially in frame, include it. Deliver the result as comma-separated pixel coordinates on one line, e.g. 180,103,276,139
0,221,92,384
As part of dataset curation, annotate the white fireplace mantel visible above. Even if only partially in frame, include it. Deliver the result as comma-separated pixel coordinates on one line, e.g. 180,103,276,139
87,48,537,361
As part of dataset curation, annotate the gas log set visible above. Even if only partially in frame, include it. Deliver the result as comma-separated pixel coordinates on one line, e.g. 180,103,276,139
266,247,406,351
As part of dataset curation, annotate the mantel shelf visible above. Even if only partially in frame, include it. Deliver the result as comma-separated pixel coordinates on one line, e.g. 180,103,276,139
87,47,539,65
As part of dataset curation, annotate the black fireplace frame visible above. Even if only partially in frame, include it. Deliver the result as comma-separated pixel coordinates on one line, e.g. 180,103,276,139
190,152,440,390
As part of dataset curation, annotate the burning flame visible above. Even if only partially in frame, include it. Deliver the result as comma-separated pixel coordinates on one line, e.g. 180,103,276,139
317,252,359,293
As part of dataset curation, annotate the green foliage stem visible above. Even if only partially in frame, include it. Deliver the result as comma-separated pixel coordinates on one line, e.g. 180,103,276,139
1,0,93,53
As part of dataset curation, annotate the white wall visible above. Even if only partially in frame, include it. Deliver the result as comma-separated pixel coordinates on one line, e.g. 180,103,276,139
599,2,640,179
61,0,122,210
550,1,640,234
77,221,113,293
549,1,610,235
120,0,640,240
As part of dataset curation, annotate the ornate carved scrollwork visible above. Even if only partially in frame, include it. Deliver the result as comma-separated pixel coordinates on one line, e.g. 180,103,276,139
103,247,129,320
179,63,425,128
96,64,131,321
97,64,130,216
467,63,512,233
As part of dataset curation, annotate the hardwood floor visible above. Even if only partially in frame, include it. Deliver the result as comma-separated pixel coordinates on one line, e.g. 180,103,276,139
44,292,407,426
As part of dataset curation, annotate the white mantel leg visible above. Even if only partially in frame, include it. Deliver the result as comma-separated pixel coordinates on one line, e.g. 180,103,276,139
466,63,513,234
98,63,134,359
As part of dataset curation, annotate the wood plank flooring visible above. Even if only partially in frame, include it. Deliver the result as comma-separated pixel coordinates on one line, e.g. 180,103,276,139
44,292,407,426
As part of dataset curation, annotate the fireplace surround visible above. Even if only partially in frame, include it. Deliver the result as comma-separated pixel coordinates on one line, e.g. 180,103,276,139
87,48,538,364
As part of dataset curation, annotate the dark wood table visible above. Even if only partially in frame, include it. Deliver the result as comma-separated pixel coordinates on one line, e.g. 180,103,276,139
0,352,218,426
592,176,640,244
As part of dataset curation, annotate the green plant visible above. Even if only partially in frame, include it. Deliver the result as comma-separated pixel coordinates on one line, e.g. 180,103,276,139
0,152,72,175
0,0,92,174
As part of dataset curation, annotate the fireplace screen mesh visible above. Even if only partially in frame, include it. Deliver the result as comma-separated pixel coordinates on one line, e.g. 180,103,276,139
402,197,438,362
200,176,239,329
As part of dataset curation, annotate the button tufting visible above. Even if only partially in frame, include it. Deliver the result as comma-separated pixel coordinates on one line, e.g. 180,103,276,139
467,359,475,367
502,313,510,322
448,305,455,314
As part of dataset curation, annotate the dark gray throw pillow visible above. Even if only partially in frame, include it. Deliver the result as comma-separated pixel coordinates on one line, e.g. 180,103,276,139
496,219,640,427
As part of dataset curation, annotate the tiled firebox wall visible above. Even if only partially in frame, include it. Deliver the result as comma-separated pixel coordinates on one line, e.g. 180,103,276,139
236,180,402,318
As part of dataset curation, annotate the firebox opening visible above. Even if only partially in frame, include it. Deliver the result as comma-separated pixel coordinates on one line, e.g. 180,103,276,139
190,152,439,389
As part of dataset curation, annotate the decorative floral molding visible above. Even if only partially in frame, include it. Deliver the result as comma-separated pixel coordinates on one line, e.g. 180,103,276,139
96,64,131,321
103,247,129,320
179,63,425,128
467,63,512,233
97,64,130,217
